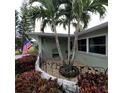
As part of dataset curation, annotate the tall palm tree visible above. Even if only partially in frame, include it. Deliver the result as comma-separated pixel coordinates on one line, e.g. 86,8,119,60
29,0,65,64
70,0,108,64
28,6,45,32
58,0,74,64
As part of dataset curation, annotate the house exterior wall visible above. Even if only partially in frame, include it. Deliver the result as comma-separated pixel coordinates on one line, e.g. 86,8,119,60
75,27,108,69
29,34,68,59
29,25,108,69
41,37,68,59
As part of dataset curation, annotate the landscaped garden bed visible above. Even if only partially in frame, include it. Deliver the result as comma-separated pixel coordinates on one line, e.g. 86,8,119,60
77,72,108,93
15,70,65,93
15,55,37,74
59,64,79,78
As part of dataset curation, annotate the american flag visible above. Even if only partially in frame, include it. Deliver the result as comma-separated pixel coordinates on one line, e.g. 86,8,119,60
22,40,32,55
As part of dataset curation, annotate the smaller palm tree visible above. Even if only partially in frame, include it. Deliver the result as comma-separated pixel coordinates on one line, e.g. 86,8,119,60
29,0,65,64
57,0,75,64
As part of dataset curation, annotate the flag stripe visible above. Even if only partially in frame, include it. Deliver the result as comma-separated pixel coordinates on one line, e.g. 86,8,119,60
22,40,32,55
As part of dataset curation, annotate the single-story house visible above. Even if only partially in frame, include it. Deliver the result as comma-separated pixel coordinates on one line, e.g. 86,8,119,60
28,22,108,69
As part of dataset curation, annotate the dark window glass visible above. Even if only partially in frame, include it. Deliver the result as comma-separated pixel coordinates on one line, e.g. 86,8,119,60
78,39,86,51
70,41,73,50
89,36,106,54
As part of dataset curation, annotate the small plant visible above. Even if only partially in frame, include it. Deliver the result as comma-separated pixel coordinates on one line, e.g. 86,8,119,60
15,70,65,93
77,72,108,93
28,47,38,55
15,55,37,74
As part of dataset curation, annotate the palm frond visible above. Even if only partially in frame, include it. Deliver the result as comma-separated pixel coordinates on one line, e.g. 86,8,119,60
72,0,107,29
86,0,107,18
72,22,77,28
40,19,51,32
80,12,91,29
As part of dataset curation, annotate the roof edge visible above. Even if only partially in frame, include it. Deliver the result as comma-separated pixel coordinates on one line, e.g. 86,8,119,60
27,22,108,37
78,22,108,35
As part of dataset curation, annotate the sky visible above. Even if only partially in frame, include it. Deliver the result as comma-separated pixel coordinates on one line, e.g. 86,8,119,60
15,0,108,34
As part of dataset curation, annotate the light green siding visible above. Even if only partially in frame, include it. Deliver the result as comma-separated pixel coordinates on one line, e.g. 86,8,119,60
75,51,108,69
29,34,68,59
75,27,108,69
29,26,108,69
41,37,68,59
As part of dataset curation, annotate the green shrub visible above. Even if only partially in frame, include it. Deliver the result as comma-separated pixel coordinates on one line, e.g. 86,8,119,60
15,50,21,55
28,47,38,55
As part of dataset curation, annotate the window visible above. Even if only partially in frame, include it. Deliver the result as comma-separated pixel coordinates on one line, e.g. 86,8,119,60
89,36,106,54
70,41,73,50
52,48,59,58
78,39,86,51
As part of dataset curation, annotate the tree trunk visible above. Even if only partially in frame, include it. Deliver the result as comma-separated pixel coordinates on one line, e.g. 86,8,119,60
40,19,44,33
70,32,78,64
70,20,80,64
53,24,65,64
68,21,71,64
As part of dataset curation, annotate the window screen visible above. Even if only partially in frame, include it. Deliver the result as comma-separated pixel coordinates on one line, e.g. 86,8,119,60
89,36,106,54
78,39,86,51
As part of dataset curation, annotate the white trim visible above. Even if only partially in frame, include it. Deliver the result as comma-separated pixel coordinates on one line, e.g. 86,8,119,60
87,33,107,39
86,38,89,53
106,34,108,56
77,22,108,36
78,37,87,40
78,33,107,41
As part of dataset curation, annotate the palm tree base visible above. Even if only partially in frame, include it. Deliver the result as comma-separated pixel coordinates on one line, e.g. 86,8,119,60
59,64,79,78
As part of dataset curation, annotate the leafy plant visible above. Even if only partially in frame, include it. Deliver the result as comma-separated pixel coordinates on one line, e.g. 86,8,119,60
15,55,37,74
77,72,108,93
15,70,65,93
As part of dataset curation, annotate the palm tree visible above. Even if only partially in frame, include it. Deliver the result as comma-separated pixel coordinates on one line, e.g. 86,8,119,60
58,0,74,64
29,0,65,64
27,0,107,78
70,0,108,64
28,6,44,32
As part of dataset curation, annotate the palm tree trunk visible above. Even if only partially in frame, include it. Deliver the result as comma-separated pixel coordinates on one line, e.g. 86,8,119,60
70,20,79,64
53,24,65,64
70,32,78,64
68,21,71,64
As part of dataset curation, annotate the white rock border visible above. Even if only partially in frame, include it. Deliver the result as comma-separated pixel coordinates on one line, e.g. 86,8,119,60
35,56,79,93
15,55,79,93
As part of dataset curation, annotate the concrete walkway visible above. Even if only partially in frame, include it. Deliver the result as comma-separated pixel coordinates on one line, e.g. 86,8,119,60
15,54,31,59
15,55,22,59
